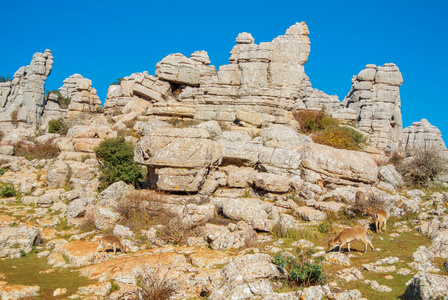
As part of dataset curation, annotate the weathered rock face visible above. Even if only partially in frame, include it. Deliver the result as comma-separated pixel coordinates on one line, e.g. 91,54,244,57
403,272,448,300
155,52,216,87
0,225,41,258
0,49,53,129
300,143,379,185
344,63,403,153
59,74,104,124
209,254,284,299
402,119,448,158
102,22,357,129
135,128,222,192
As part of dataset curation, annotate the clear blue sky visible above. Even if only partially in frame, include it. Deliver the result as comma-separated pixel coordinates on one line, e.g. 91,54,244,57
1,0,447,141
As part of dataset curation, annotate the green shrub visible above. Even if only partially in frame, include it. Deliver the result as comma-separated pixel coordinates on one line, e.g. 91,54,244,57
317,221,332,233
339,126,365,145
0,168,6,176
46,90,71,109
94,138,143,191
0,182,16,198
273,249,327,287
320,116,340,129
48,119,69,135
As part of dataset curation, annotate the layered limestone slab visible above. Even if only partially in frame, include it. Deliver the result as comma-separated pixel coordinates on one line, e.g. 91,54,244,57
135,128,222,168
300,143,378,184
344,63,403,153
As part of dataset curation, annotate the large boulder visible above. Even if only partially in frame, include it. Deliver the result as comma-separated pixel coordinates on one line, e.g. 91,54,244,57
202,221,257,250
0,49,53,126
47,161,70,188
379,164,404,187
212,197,281,232
97,181,134,207
254,173,291,193
403,272,448,300
300,143,378,184
0,225,41,258
209,254,283,299
402,119,448,159
134,128,222,168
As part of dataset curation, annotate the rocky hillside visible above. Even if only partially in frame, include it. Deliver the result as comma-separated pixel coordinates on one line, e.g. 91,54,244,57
0,22,448,299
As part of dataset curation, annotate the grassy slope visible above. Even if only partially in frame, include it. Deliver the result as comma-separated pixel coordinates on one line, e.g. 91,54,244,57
0,253,93,299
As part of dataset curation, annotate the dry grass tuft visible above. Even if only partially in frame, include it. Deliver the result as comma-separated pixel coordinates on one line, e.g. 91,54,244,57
137,267,176,300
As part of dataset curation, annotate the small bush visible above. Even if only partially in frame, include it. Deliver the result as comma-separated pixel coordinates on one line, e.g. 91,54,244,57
79,206,96,232
347,193,385,218
137,267,175,300
115,191,163,233
46,90,71,109
0,182,16,198
157,208,200,245
396,146,447,187
294,109,364,150
317,221,332,234
111,78,124,85
273,249,327,287
47,119,69,135
0,168,6,176
293,110,325,133
312,128,359,150
94,138,143,191
0,75,13,82
11,110,18,127
14,139,59,160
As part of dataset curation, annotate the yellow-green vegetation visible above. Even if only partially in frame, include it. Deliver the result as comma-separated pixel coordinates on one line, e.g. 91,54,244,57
319,226,438,299
269,209,444,299
0,253,93,299
293,109,365,150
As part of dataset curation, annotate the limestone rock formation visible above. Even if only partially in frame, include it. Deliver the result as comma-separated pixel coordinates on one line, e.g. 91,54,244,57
344,63,403,153
60,74,103,124
155,51,216,87
402,119,448,157
103,22,357,131
0,49,53,130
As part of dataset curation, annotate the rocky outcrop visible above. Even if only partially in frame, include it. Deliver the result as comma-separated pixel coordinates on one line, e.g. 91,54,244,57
403,272,448,300
0,49,53,130
344,63,403,153
209,254,284,299
60,74,104,124
155,51,216,87
102,23,358,130
402,119,448,158
0,225,42,258
135,127,222,192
